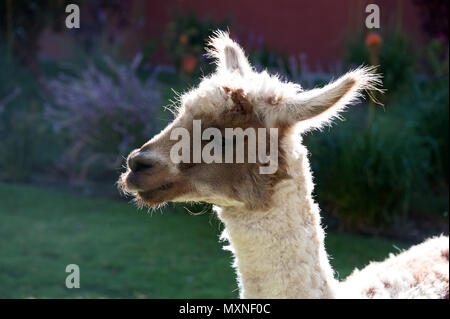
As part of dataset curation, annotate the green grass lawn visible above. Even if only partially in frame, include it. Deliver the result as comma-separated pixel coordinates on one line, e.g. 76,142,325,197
0,182,409,298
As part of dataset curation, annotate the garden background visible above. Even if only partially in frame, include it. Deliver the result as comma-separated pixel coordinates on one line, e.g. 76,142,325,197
0,0,448,298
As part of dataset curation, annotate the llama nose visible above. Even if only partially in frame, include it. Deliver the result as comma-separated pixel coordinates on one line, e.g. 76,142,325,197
127,149,155,173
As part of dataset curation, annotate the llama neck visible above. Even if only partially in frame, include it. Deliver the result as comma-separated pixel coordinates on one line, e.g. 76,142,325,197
216,143,338,298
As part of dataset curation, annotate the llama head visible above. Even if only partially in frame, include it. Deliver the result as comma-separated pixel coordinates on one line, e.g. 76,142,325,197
118,31,381,210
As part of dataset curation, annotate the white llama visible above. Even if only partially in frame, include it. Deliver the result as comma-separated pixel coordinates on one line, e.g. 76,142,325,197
118,31,449,299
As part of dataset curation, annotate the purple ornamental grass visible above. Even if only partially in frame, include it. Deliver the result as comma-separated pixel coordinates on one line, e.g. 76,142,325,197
45,54,162,183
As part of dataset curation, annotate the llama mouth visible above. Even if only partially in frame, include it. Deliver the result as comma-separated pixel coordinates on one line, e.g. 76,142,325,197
138,182,174,196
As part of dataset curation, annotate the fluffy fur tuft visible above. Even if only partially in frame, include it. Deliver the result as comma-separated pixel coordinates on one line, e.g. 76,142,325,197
206,30,253,76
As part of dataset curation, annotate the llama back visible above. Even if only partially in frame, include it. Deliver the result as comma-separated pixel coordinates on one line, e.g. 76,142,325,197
340,235,449,299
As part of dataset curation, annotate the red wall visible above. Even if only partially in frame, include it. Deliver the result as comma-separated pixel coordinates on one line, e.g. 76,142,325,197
39,1,427,69
137,0,425,70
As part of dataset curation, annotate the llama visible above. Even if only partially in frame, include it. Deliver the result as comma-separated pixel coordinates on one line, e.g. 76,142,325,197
118,31,449,299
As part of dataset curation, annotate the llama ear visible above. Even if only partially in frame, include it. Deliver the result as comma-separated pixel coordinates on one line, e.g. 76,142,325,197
272,66,383,129
207,30,252,76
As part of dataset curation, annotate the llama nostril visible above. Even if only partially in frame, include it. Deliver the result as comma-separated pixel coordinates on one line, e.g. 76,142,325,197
127,151,155,172
133,161,154,172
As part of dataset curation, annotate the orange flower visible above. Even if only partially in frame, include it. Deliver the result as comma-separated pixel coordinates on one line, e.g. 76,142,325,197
182,55,198,74
366,32,382,48
179,34,188,45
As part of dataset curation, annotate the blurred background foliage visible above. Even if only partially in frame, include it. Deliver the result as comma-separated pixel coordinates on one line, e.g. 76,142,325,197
345,31,416,95
44,54,161,186
163,8,229,77
0,43,56,182
0,2,448,240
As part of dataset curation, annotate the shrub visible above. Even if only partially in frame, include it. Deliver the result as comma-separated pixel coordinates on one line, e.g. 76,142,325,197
301,30,448,234
305,68,448,234
45,54,162,184
395,38,449,191
411,80,449,189
305,106,432,233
